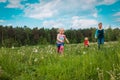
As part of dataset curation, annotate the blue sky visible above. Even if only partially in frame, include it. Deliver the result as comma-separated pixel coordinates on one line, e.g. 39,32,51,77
0,0,120,29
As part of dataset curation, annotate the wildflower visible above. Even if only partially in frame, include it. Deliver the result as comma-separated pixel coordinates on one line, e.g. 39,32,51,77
0,66,1,69
97,67,99,70
34,58,38,62
12,46,15,49
112,49,114,51
90,62,92,65
48,45,51,48
59,55,64,57
21,53,25,56
41,56,44,59
33,48,38,53
0,66,3,76
83,51,86,54
50,52,53,54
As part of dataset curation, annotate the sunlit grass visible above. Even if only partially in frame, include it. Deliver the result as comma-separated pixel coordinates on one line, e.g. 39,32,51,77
0,42,120,80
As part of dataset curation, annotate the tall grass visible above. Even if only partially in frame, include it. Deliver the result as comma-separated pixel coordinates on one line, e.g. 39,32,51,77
0,42,120,80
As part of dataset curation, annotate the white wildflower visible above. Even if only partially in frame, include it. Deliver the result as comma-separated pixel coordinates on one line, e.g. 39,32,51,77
34,58,38,62
83,51,86,54
97,67,99,70
50,52,53,54
33,48,38,53
12,46,14,49
21,52,25,56
90,62,92,65
41,56,44,59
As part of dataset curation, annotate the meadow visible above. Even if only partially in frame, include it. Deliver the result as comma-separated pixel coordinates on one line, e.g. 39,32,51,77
0,42,120,80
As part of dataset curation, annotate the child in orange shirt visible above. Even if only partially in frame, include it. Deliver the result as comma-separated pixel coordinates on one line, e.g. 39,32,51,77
84,37,89,47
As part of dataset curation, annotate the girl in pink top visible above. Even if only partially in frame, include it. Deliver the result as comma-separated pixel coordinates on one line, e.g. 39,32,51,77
56,28,69,54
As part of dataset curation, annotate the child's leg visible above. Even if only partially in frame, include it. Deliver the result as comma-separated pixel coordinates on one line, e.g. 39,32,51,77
57,46,60,53
84,45,89,47
98,44,100,49
101,38,104,49
86,44,89,47
56,43,61,53
98,38,101,49
101,38,104,44
60,46,64,54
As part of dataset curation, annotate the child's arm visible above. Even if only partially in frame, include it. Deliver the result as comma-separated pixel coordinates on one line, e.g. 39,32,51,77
95,29,98,39
103,29,105,34
65,37,69,43
57,34,63,42
88,41,89,45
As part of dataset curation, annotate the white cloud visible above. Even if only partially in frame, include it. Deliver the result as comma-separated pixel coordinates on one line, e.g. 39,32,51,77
97,0,117,5
93,13,98,18
0,20,5,23
102,0,117,5
24,5,57,19
6,0,24,9
24,0,98,19
42,20,65,29
41,16,98,29
24,0,59,19
0,0,6,3
113,12,120,16
6,24,13,26
71,16,98,29
113,12,120,22
116,18,120,22
23,0,118,19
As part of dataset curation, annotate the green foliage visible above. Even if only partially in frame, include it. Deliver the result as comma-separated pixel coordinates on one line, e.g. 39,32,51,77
39,37,48,45
0,42,120,80
2,38,14,47
0,25,120,47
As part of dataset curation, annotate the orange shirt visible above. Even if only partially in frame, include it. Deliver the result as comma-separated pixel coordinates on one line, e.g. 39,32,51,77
84,40,89,46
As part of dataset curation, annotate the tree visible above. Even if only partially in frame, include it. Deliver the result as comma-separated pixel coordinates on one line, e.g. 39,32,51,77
32,27,40,44
24,26,32,45
0,25,119,47
50,28,57,44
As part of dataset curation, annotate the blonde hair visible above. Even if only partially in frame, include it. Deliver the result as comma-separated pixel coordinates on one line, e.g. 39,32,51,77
85,37,88,40
58,28,64,33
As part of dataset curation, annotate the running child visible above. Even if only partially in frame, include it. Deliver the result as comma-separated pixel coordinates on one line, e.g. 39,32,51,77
95,22,105,49
56,28,69,54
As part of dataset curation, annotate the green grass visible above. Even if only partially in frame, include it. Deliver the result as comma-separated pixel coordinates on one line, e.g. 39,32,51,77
0,42,120,80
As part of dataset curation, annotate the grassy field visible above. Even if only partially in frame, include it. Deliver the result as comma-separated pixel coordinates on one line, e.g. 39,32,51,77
0,42,120,80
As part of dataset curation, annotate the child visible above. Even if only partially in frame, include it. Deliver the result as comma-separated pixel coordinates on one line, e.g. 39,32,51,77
84,37,89,47
95,22,104,49
56,28,69,54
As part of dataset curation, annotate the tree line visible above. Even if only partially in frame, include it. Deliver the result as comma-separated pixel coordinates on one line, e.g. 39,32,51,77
0,25,120,47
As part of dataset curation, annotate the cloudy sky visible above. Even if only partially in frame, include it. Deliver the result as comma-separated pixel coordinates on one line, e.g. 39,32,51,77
0,0,120,29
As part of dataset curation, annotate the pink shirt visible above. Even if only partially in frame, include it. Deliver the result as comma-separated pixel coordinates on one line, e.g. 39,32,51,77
57,34,66,44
